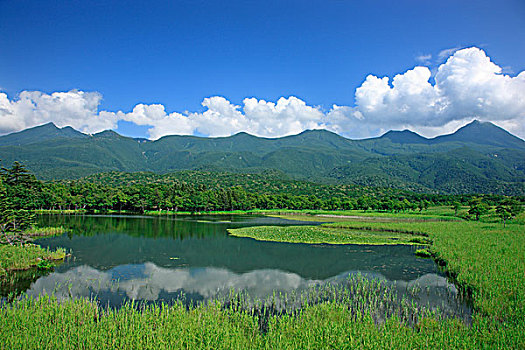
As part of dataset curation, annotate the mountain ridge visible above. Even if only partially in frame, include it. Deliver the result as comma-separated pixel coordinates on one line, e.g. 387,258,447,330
2,119,523,148
0,120,523,195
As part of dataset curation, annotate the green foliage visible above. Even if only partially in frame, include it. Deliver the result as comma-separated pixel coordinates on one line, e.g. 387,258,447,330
5,166,499,213
452,201,461,215
468,197,490,220
0,160,521,221
36,259,55,270
0,163,38,243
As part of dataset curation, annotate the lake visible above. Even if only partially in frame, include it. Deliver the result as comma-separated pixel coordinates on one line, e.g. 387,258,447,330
3,214,470,319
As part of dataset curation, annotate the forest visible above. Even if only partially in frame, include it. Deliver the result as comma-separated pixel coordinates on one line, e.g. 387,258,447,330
3,161,522,215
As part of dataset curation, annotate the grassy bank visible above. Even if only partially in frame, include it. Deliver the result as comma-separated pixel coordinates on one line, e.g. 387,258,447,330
228,225,430,245
0,226,68,277
0,294,517,349
34,207,464,221
23,226,67,238
0,244,66,277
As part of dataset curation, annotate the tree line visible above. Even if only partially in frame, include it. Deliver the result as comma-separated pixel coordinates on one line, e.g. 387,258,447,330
1,162,523,219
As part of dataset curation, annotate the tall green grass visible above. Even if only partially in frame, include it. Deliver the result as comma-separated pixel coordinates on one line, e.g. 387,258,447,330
319,220,524,323
0,293,517,349
0,244,66,277
24,226,67,238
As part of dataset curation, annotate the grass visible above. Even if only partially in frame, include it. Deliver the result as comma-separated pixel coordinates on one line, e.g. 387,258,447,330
24,226,67,238
1,226,67,246
228,225,430,245
0,244,66,277
1,209,524,348
273,213,525,324
0,291,517,349
34,209,87,214
228,210,525,347
415,248,432,258
0,278,485,349
0,225,67,275
268,207,465,220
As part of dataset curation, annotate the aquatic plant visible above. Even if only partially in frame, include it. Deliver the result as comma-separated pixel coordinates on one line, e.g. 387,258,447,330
415,249,432,258
0,244,66,277
228,225,428,245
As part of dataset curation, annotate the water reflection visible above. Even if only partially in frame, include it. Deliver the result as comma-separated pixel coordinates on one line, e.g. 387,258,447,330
37,214,440,281
22,262,470,320
3,214,471,320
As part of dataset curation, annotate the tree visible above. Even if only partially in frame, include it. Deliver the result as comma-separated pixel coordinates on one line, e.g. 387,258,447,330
0,178,35,244
1,161,36,186
496,203,512,228
452,201,461,216
468,198,489,221
496,198,523,227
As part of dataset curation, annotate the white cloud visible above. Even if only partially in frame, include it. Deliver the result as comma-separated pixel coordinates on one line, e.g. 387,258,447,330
110,95,328,139
0,90,117,134
353,47,525,137
0,47,523,139
438,46,462,60
415,54,432,65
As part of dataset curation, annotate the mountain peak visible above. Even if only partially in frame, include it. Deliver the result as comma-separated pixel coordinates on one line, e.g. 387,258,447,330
293,129,344,140
380,129,428,144
432,119,525,149
93,130,122,139
230,131,257,138
39,122,59,129
0,122,86,146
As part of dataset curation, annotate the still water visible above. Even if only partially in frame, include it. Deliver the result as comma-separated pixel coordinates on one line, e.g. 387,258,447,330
5,214,469,318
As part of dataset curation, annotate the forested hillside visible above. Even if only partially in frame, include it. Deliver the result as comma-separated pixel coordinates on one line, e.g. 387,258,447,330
0,120,523,195
3,162,518,214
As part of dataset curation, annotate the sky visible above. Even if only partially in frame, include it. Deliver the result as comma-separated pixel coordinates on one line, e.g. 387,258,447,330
0,0,524,140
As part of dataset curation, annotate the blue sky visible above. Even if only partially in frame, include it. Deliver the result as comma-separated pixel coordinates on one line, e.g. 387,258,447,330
1,0,524,139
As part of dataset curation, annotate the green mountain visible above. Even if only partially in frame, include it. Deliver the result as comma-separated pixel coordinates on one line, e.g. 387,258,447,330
0,120,523,195
0,122,87,146
430,120,525,149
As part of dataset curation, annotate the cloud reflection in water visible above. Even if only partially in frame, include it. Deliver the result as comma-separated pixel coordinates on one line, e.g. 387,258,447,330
23,262,469,319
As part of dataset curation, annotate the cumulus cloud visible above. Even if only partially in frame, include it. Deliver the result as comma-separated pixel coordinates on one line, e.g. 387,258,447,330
352,47,525,137
0,90,117,134
102,95,328,139
0,47,524,139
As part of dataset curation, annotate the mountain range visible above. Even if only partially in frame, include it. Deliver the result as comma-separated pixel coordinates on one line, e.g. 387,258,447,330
0,120,523,195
